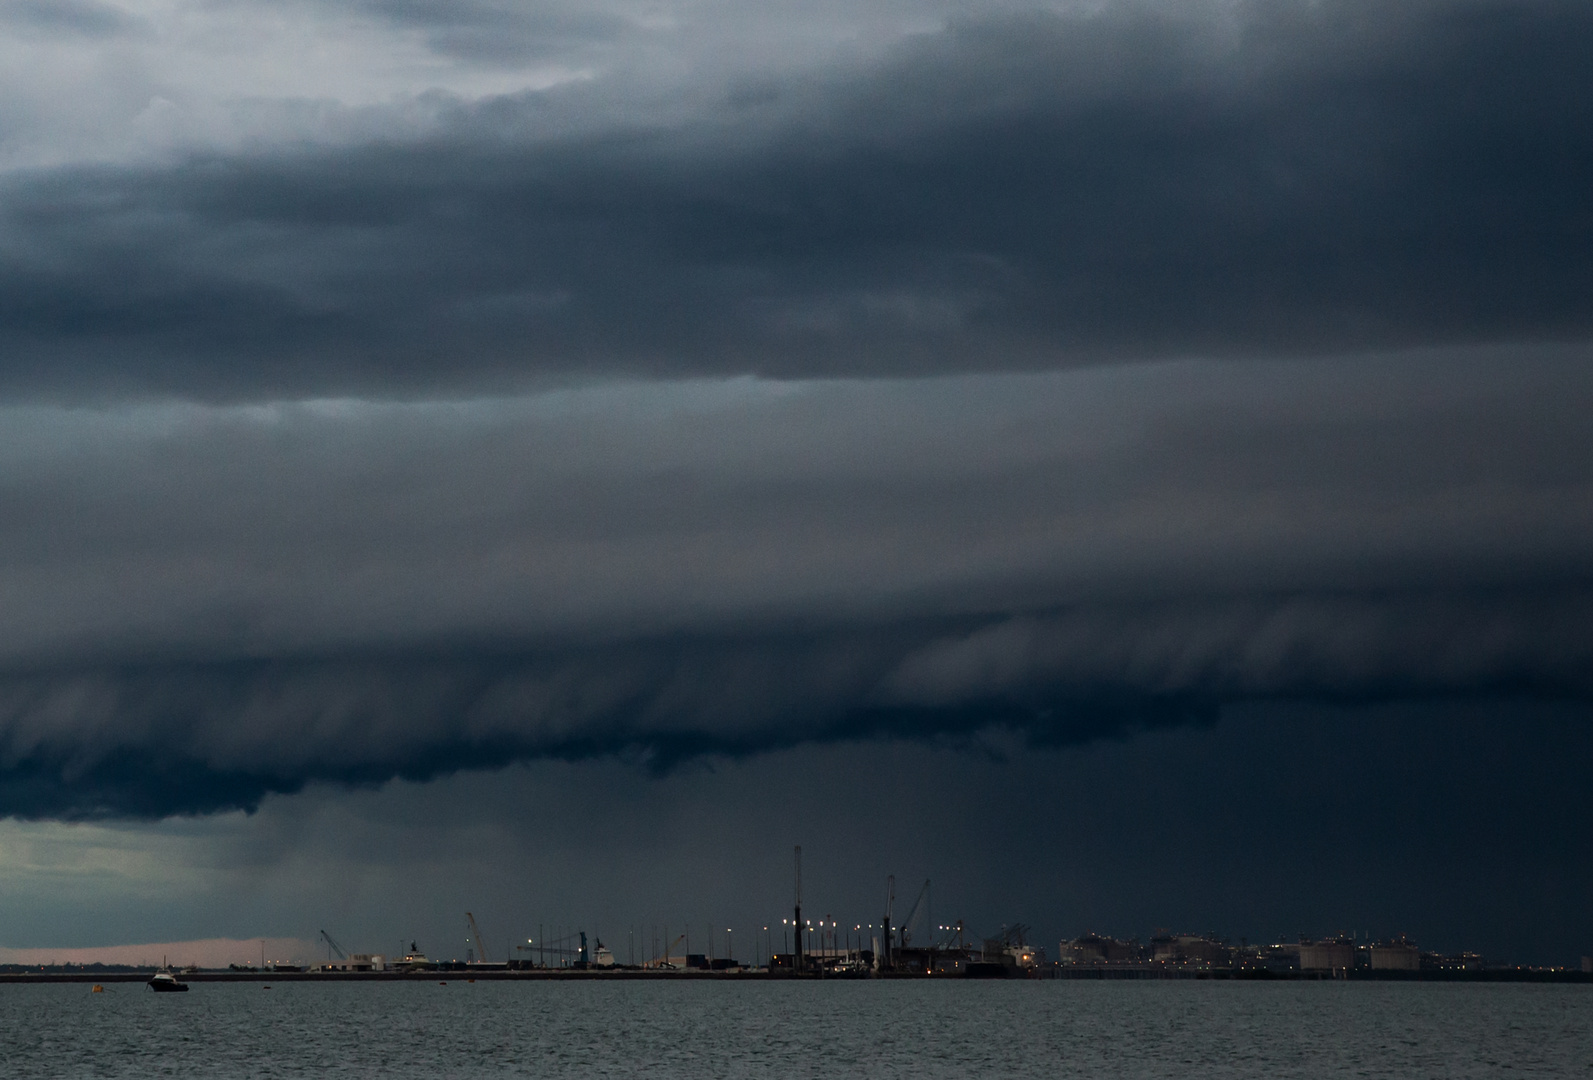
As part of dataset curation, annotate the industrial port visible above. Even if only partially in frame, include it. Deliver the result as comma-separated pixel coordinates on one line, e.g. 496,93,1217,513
5,847,1589,985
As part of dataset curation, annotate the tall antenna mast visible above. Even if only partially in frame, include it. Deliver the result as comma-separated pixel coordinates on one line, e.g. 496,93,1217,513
794,845,803,973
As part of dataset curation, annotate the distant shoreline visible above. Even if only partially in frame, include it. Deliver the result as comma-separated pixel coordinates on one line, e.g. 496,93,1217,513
4,969,1591,985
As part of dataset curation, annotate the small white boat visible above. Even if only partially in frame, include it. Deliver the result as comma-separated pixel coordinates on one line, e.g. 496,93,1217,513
147,972,189,993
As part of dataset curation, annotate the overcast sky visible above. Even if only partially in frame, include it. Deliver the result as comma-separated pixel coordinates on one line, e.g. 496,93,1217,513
0,0,1589,966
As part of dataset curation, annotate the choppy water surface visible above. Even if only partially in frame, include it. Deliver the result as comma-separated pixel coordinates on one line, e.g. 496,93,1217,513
1,979,1588,1078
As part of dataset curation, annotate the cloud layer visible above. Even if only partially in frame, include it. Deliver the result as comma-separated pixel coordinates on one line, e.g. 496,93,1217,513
0,1,1588,832
1,352,1588,816
1,0,1591,399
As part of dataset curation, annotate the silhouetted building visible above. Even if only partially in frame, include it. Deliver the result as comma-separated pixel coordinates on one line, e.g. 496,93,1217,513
1423,952,1483,972
1299,939,1355,973
1368,938,1420,971
1248,943,1301,973
1151,934,1231,967
1062,935,1144,964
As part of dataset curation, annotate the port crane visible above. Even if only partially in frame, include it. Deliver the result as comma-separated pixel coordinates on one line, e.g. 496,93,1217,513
516,930,592,968
466,912,491,964
997,923,1031,947
897,879,931,949
644,934,687,969
880,876,895,970
936,919,967,951
319,930,348,964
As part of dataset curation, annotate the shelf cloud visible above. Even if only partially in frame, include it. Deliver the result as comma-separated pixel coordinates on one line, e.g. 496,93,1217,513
1,0,1590,815
0,353,1588,817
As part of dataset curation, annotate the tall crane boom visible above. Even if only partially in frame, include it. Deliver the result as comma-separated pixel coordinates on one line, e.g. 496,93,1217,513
319,930,347,962
880,875,895,970
898,879,930,948
646,934,687,968
466,912,490,964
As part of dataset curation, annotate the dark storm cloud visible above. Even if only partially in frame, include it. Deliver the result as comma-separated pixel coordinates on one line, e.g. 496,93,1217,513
0,353,1588,817
4,592,1589,819
1,0,1590,399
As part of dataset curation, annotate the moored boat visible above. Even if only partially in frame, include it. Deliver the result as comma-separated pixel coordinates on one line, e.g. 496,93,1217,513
147,972,189,993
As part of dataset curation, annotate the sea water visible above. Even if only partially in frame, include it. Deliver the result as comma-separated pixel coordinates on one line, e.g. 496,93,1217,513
0,980,1587,1078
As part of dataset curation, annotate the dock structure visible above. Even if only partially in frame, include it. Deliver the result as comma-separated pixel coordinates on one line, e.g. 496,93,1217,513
22,847,1575,984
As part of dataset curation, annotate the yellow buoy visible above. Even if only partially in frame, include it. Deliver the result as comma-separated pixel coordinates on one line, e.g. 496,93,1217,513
91,985,104,993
